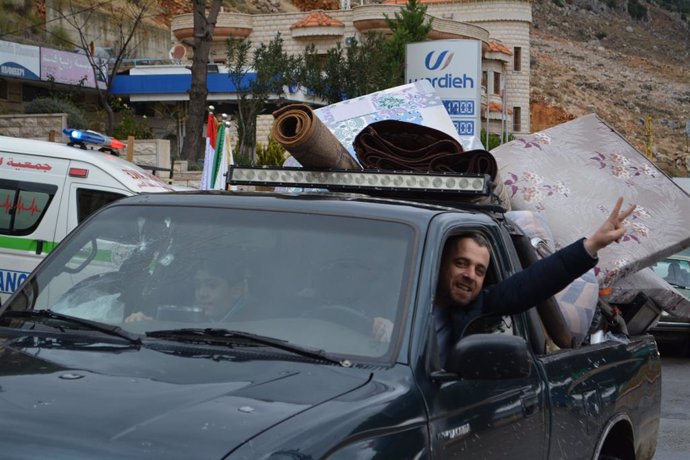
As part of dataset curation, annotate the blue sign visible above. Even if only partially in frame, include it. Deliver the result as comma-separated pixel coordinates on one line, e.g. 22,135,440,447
0,268,30,294
407,40,482,145
443,100,475,116
453,120,475,136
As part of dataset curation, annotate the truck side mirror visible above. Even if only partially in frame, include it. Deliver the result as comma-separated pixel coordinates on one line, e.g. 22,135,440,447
446,334,532,380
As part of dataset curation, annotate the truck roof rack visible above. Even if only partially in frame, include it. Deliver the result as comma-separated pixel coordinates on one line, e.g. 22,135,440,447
227,165,491,201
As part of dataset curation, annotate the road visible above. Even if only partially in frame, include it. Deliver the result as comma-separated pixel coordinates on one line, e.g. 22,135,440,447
655,356,690,460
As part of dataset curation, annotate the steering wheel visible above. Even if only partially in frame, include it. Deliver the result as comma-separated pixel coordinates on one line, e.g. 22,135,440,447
302,304,372,334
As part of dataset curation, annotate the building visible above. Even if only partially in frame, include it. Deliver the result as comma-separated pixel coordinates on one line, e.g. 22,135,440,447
113,0,532,148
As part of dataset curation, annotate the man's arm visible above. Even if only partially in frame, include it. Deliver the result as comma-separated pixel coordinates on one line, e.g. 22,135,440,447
486,238,597,316
487,197,635,316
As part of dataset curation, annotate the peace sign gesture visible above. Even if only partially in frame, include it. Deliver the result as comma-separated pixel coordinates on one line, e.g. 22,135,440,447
584,197,636,257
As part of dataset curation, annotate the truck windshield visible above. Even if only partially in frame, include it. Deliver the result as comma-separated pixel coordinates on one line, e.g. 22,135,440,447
4,205,415,360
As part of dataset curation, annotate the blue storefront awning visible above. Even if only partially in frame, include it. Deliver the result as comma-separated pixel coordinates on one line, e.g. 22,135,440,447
111,72,257,98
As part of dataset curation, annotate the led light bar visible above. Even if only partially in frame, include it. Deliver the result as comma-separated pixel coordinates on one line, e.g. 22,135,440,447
63,128,126,150
228,166,490,196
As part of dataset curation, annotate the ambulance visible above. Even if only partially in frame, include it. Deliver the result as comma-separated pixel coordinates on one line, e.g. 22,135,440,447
0,129,178,302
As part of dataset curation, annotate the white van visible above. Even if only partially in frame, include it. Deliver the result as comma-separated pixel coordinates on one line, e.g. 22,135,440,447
0,132,178,302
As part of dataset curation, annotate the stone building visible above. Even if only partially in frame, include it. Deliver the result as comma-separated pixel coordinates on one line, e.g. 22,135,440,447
169,0,532,140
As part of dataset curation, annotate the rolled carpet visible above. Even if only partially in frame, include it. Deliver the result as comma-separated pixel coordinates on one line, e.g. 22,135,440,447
272,104,361,170
354,120,510,209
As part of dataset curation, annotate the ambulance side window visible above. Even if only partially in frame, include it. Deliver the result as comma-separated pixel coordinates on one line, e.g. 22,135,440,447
76,189,126,223
0,179,56,235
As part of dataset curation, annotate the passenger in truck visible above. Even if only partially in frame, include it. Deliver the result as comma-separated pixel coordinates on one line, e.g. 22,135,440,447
434,197,636,368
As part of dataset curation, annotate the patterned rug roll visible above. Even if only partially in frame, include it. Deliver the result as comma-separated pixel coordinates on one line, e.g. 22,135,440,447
272,104,361,170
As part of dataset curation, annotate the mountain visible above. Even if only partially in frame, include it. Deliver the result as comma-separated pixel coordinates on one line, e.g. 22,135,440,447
530,0,690,177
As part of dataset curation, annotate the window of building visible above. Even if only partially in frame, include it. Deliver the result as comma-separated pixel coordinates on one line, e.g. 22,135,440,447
481,71,487,89
493,72,501,95
513,47,522,71
0,78,7,100
0,180,57,235
513,107,522,132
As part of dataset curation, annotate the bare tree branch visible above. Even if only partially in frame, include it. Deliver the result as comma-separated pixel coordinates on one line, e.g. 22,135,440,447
52,0,156,135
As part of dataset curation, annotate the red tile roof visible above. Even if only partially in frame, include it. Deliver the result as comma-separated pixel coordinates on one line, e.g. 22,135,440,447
488,101,513,114
291,11,344,29
487,40,513,56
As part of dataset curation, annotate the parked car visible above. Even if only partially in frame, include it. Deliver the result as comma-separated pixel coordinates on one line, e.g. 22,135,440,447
0,131,179,303
0,167,661,459
649,247,690,355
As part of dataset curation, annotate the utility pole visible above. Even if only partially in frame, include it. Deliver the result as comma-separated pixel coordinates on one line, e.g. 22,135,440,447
644,115,654,160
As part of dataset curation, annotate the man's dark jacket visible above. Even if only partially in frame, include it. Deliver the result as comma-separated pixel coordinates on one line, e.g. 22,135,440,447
437,238,597,366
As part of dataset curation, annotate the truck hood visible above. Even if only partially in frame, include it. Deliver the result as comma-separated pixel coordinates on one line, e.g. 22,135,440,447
0,339,371,459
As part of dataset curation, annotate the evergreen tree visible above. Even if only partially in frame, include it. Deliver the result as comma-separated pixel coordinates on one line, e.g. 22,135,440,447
384,0,432,84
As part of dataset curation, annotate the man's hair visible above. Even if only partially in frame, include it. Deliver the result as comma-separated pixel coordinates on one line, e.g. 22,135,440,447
443,231,491,260
456,231,490,248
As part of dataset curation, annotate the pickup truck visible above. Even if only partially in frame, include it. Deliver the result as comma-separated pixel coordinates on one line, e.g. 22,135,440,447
0,166,661,459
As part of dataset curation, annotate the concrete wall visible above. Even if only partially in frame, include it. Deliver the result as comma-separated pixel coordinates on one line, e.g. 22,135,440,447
0,113,67,140
0,114,172,169
131,139,171,170
45,0,171,59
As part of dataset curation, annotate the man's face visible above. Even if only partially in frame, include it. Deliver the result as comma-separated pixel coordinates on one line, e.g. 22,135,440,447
436,238,490,309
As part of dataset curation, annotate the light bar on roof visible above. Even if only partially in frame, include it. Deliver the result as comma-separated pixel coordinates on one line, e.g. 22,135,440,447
63,128,126,150
228,166,490,196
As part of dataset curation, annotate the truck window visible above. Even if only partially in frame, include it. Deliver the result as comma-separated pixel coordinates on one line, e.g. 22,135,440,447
76,188,126,223
0,179,56,235
434,230,515,362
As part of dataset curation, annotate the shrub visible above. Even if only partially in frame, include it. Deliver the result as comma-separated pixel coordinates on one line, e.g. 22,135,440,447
113,110,153,140
24,97,88,129
480,129,515,151
604,0,618,9
628,0,648,20
255,136,287,166
48,25,73,49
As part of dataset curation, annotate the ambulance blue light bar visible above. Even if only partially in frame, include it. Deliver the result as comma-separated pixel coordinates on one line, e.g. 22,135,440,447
228,166,490,195
63,129,126,150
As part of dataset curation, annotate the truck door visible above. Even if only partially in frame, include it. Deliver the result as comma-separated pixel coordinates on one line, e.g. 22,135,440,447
420,228,548,459
426,315,548,459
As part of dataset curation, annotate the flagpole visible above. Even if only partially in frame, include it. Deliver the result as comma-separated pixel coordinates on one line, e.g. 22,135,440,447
201,105,217,190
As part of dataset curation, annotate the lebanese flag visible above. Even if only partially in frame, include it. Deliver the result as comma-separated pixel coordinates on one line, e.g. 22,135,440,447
209,124,232,190
200,113,217,190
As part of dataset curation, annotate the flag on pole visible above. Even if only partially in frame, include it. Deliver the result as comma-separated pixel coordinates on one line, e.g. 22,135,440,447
200,112,217,190
210,122,228,190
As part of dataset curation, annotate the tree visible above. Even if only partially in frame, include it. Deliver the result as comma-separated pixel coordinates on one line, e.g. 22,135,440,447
53,0,158,135
298,0,431,103
384,0,432,84
180,0,223,162
298,33,394,104
227,33,300,164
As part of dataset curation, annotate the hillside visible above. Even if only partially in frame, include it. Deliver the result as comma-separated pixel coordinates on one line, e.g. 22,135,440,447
530,1,690,176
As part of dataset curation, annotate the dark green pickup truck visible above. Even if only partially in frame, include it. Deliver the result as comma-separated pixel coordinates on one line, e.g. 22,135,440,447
0,168,660,459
